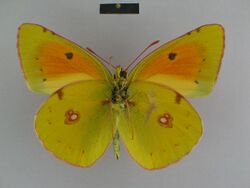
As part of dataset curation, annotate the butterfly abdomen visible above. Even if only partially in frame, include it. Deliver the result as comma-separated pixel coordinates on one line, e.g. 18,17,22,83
113,130,120,160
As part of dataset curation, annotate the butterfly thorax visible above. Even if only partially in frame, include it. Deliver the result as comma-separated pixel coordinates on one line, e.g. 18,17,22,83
111,66,128,104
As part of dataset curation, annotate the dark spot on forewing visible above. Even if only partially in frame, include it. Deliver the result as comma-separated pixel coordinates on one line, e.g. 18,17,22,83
43,78,47,82
168,53,177,60
65,52,73,60
194,80,199,84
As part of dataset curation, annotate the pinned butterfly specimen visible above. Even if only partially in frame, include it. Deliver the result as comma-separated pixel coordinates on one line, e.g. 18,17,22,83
17,23,224,170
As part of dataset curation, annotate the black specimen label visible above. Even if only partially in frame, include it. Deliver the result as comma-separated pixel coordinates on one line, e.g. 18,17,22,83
100,3,139,14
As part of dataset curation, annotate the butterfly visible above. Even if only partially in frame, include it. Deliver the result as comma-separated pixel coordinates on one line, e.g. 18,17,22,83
18,23,224,170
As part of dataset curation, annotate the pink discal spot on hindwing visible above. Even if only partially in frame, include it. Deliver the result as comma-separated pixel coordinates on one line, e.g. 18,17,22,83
65,109,80,125
158,113,173,128
159,117,168,124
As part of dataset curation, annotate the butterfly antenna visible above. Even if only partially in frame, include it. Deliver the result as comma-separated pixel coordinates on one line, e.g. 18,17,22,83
125,40,160,71
86,47,116,70
109,56,114,68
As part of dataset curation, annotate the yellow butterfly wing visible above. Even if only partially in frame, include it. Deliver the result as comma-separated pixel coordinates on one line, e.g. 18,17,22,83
118,81,202,169
35,80,113,167
129,24,224,98
18,23,111,94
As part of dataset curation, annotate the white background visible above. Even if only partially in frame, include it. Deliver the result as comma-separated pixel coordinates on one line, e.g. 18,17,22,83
0,0,249,187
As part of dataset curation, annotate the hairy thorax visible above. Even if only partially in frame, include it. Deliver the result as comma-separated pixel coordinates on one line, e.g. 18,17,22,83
111,67,128,104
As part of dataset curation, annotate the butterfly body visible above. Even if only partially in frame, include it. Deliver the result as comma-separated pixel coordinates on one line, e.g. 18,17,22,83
108,66,130,160
18,23,224,170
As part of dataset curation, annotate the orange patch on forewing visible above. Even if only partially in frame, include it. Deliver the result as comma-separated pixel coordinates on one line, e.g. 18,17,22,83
39,42,104,79
158,113,173,128
137,43,202,81
65,109,80,125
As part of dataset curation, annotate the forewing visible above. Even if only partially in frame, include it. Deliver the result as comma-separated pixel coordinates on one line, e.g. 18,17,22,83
129,24,224,97
18,23,112,94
